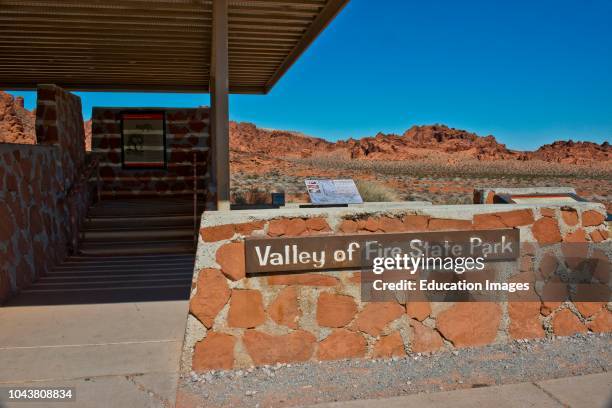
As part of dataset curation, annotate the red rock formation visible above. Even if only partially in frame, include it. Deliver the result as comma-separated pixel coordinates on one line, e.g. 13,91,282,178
0,91,36,144
229,121,611,166
529,140,611,165
84,119,92,151
1,91,93,150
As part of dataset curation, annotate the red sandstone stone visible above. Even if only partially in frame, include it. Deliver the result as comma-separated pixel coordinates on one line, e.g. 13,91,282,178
317,329,367,360
472,214,505,230
192,332,235,371
268,219,287,236
379,217,404,232
582,210,605,227
561,242,589,270
428,218,472,231
201,225,234,242
540,208,556,218
363,217,381,232
32,240,46,275
589,229,608,242
587,309,612,333
563,229,587,243
234,221,265,235
508,302,544,339
285,218,307,236
405,301,431,322
339,219,358,233
410,320,444,353
316,293,358,328
305,217,330,232
574,302,605,319
531,217,562,245
267,273,338,286
0,202,14,241
402,215,429,231
372,331,406,358
519,256,534,273
538,253,559,279
355,302,404,336
243,330,316,365
541,301,562,316
0,269,10,302
268,286,300,329
498,209,535,227
227,289,265,328
561,209,579,226
348,273,361,285
15,258,33,289
436,302,501,347
552,309,586,336
216,242,245,281
189,268,230,329
591,249,610,284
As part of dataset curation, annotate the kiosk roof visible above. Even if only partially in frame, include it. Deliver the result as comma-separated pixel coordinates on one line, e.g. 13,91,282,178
0,0,348,94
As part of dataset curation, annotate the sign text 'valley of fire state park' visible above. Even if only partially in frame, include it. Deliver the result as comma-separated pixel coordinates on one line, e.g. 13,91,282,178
244,229,520,274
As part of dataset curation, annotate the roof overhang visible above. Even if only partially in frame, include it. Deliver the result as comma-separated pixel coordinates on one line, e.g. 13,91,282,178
0,0,349,94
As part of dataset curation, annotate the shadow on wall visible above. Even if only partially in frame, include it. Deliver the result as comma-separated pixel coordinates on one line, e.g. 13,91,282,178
0,85,87,304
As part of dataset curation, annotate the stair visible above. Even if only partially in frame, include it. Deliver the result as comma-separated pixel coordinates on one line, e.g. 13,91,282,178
79,198,203,256
13,253,195,305
9,198,201,306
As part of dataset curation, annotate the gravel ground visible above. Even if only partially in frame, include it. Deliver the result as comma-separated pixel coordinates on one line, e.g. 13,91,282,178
176,333,612,408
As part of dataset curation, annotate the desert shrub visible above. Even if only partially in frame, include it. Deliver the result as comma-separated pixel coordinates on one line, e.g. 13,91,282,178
355,180,400,202
290,157,612,180
231,187,270,205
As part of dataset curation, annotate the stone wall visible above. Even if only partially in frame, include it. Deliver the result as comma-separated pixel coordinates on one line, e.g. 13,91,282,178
36,84,86,183
183,203,611,371
91,107,210,198
0,85,88,303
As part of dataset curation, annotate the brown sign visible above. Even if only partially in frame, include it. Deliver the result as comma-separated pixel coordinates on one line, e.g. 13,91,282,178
244,229,520,274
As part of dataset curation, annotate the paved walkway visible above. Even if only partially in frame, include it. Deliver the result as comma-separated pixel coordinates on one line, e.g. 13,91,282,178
0,254,194,408
307,372,612,408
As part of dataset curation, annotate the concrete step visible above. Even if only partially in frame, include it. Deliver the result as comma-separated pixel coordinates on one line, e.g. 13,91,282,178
50,263,194,275
63,254,194,263
29,277,192,290
82,227,194,242
84,215,195,229
79,240,195,256
38,269,193,283
56,255,194,269
87,202,203,218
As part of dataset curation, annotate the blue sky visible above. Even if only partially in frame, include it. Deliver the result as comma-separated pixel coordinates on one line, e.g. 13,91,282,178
8,0,612,150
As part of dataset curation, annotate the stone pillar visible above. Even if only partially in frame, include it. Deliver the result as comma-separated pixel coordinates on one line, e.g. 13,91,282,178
211,0,230,211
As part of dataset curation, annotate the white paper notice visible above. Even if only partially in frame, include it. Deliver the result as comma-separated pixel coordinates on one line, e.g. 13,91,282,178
305,179,363,205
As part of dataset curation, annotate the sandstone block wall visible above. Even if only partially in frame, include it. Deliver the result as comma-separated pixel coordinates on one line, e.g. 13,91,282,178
91,107,210,198
183,203,611,371
36,84,86,184
0,85,88,303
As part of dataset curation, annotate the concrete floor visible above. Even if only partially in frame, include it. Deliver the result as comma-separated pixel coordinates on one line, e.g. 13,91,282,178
0,300,189,408
307,372,612,408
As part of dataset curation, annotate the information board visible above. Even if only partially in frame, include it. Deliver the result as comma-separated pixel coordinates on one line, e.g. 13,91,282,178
305,179,363,205
121,112,166,168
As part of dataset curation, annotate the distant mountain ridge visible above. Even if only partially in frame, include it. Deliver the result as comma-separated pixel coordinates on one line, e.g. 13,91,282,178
230,121,611,165
1,91,609,165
